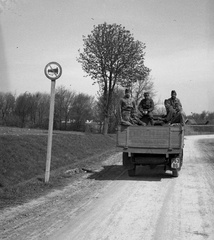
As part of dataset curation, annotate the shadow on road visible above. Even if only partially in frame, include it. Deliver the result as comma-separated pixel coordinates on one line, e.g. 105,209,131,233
88,165,173,182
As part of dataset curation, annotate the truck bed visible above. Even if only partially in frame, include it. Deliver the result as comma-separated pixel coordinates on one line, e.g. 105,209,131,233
117,125,184,153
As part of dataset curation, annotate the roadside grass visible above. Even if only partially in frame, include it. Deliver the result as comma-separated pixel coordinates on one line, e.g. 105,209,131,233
0,127,117,209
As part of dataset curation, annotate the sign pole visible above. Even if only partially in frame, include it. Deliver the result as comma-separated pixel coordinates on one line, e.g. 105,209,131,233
44,61,62,183
45,80,56,183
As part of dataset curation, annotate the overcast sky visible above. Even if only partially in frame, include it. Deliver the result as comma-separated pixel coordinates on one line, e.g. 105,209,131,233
0,0,213,115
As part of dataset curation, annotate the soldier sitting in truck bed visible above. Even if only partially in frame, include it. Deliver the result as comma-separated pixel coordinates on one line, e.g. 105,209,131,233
119,89,145,126
161,90,186,125
138,92,154,125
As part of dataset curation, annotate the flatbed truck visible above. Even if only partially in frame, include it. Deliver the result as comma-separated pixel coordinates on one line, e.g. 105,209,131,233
116,124,184,177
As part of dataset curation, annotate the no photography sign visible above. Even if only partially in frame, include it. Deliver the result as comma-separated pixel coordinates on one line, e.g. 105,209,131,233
44,62,62,80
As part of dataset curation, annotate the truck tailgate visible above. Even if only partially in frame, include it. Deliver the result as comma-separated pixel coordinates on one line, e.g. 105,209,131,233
117,125,184,149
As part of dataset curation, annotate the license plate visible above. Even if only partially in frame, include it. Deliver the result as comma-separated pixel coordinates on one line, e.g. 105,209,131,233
171,158,180,169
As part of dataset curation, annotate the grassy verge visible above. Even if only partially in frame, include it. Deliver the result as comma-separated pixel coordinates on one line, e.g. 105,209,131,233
0,127,116,208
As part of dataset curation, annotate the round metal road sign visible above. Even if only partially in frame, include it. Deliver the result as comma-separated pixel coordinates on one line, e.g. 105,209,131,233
44,62,62,80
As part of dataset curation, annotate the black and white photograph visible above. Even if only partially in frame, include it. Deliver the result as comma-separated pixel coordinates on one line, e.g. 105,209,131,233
0,0,214,239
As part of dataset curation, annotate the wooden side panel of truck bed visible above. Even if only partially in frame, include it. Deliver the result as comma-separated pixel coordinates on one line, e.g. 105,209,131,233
117,125,184,150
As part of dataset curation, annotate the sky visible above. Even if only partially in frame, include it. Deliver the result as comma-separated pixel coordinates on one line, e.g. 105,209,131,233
0,0,213,115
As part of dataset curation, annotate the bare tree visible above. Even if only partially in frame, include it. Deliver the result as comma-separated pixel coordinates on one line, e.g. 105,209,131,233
132,75,155,106
0,92,15,124
55,86,76,130
36,93,50,128
70,93,95,131
15,92,32,127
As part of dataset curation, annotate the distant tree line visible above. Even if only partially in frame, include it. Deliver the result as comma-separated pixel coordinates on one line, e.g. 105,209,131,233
187,111,214,125
0,86,97,132
0,74,156,133
0,86,213,133
0,86,124,133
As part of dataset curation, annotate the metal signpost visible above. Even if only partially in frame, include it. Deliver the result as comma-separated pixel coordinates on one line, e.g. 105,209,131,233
44,62,62,183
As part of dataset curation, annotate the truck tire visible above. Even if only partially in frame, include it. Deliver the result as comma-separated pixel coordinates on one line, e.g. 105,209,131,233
128,167,136,177
172,169,179,177
179,149,183,168
122,152,130,167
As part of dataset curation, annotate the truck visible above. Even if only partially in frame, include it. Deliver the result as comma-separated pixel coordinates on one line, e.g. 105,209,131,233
116,124,184,177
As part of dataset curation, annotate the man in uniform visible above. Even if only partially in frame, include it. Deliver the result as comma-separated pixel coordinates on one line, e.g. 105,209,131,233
163,90,186,125
119,89,145,126
138,92,154,125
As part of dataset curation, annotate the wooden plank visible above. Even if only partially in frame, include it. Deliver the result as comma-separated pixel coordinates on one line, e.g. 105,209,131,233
129,126,169,148
117,125,183,149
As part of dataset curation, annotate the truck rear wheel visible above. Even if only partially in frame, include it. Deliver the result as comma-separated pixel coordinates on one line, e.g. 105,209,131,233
179,149,183,168
172,169,179,177
123,152,130,167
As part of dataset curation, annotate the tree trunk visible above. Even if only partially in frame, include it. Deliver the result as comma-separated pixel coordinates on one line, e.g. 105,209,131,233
103,116,109,135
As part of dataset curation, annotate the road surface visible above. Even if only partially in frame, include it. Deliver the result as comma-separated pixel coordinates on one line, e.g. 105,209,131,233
1,135,214,240
49,135,214,240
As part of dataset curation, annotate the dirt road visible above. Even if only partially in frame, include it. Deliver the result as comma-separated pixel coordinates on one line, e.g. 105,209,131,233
1,135,214,240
